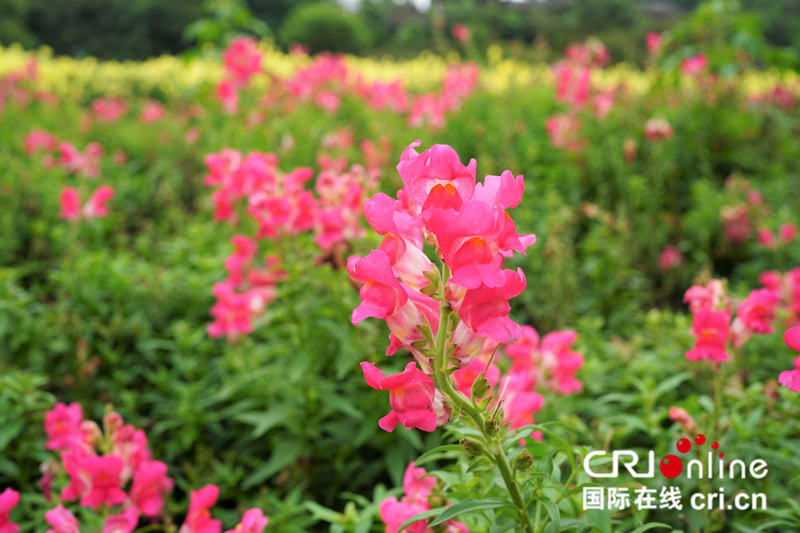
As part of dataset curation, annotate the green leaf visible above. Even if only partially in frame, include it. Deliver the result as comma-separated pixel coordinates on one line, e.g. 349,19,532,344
0,420,23,451
415,444,461,466
429,498,514,527
242,441,300,489
538,495,560,533
629,523,673,533
586,508,611,533
234,409,288,438
397,509,445,533
523,425,576,471
303,501,342,523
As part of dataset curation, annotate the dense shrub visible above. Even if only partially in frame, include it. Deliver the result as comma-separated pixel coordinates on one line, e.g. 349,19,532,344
279,3,372,56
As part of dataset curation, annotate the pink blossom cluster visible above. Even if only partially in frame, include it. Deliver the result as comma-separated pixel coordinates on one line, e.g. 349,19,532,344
681,54,708,77
352,141,537,432
216,37,264,114
643,117,674,141
0,58,58,111
139,99,165,123
255,55,478,129
203,147,377,341
59,186,115,221
92,97,128,122
747,83,797,110
379,463,467,533
720,177,795,248
208,235,285,343
546,38,615,151
38,403,269,533
684,271,800,364
59,141,104,178
756,223,797,249
450,326,586,434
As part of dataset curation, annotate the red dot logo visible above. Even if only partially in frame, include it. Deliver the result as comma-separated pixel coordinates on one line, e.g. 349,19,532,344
660,455,684,478
712,442,719,450
676,438,692,453
695,434,706,445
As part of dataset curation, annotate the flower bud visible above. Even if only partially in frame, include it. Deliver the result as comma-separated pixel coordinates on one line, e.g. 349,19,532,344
411,339,429,350
416,323,432,339
420,282,438,296
103,411,123,436
471,374,492,399
423,269,441,284
460,437,484,459
512,449,534,472
81,420,102,446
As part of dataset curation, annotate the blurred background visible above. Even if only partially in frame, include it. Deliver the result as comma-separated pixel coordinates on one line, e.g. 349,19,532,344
1,0,799,66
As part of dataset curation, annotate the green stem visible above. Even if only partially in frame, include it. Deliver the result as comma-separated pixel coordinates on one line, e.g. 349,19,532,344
432,263,533,533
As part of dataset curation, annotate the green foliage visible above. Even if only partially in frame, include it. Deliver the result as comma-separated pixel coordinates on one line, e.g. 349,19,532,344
184,0,270,48
279,3,372,56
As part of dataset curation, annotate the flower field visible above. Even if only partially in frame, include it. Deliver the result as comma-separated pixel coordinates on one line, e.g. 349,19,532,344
1,35,800,533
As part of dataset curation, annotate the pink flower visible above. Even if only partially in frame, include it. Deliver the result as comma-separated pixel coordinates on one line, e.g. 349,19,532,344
658,245,682,272
540,330,584,394
45,505,80,533
83,186,115,219
25,129,57,155
452,24,471,44
593,91,614,119
504,325,540,369
102,507,139,533
502,370,545,429
721,205,751,245
786,326,800,352
92,98,128,122
79,455,127,509
222,37,263,86
779,355,800,392
179,485,222,533
683,279,728,312
130,460,173,517
546,114,583,151
757,228,776,248
315,91,340,112
360,361,440,432
646,32,662,56
681,53,707,76
217,79,239,114
737,289,780,334
458,269,527,344
45,402,84,450
207,282,256,343
379,496,429,533
644,118,673,141
759,271,783,292
402,462,435,502
779,327,800,391
396,141,476,207
669,406,697,435
140,100,165,123
451,357,500,398
0,488,20,533
224,509,268,533
186,127,200,144
348,250,439,360
686,308,731,362
779,222,797,244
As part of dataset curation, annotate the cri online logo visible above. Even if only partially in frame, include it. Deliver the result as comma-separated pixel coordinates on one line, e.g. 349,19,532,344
584,433,769,480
